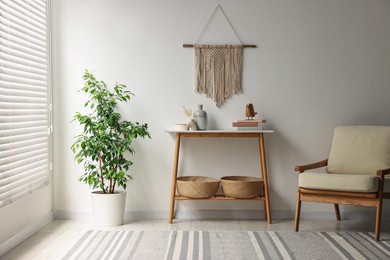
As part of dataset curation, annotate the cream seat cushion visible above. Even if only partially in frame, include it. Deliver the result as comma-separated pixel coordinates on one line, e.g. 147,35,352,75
298,172,390,193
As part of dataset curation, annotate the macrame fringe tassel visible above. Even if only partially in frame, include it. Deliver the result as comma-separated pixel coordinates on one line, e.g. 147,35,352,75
195,45,243,107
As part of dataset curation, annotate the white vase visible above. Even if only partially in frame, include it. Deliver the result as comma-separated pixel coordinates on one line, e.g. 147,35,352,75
193,104,207,130
91,191,126,227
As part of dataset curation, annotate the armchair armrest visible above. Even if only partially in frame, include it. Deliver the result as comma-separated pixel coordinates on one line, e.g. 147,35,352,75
377,168,390,177
295,159,328,173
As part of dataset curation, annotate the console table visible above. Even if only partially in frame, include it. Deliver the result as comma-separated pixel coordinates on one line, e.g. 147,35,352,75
166,130,274,224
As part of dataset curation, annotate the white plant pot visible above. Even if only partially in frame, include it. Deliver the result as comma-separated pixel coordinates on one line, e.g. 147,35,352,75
91,191,126,227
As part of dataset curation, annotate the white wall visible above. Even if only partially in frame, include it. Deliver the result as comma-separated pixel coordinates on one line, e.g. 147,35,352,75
52,0,390,219
0,186,52,254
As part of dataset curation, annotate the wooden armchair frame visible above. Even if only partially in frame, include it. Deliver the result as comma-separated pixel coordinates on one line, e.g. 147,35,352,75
294,159,390,240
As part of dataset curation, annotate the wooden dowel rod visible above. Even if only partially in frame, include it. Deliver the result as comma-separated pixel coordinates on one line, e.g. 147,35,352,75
182,44,257,48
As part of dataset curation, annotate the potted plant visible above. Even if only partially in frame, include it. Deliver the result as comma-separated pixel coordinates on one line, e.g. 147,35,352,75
71,70,150,226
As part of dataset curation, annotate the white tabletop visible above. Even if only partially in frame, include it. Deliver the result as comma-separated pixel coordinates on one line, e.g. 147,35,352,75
166,129,274,133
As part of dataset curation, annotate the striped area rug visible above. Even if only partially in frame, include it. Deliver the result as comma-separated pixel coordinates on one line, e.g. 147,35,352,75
63,230,390,260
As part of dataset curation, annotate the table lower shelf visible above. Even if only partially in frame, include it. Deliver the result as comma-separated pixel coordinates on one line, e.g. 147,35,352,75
174,195,265,201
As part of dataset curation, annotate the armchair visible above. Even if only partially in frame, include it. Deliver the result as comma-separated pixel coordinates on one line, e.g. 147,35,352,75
294,125,390,240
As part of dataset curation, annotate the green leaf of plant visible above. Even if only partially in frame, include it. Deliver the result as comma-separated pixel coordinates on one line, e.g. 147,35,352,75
70,70,151,193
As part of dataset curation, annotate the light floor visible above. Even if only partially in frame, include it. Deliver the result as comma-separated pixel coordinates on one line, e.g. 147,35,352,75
2,218,389,259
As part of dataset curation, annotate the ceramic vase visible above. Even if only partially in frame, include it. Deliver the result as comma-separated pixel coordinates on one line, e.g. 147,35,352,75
193,105,207,130
186,119,198,130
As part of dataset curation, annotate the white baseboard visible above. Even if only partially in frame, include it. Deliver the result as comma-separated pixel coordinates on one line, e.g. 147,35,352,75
0,211,54,258
54,209,390,220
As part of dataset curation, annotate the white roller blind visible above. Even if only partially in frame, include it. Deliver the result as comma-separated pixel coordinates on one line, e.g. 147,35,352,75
0,0,51,208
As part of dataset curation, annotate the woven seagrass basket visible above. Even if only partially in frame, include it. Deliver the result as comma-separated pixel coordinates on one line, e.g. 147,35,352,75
176,176,220,198
221,176,263,199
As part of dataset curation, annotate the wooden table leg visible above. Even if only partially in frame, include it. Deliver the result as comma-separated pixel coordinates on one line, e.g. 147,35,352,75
259,133,272,224
168,133,181,223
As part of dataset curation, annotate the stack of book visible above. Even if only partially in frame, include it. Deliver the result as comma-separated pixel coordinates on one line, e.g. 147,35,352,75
232,119,266,131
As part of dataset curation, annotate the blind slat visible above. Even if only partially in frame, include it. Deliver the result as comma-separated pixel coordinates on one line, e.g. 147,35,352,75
0,16,47,43
0,122,47,132
0,170,49,190
0,115,47,124
0,150,48,171
0,73,47,87
0,51,47,70
0,46,47,67
0,159,47,178
0,2,47,30
0,86,48,98
0,29,48,52
0,81,47,93
0,100,47,107
1,67,47,84
0,176,49,207
28,1,47,14
0,38,47,61
0,125,47,137
0,146,48,162
0,162,47,185
12,1,47,23
0,110,48,118
0,135,46,149
0,131,47,145
0,59,47,77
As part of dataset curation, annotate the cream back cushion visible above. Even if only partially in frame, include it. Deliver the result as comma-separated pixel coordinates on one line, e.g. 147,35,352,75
327,125,390,175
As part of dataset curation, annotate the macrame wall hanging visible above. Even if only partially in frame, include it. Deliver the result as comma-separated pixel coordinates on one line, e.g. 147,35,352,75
183,5,256,107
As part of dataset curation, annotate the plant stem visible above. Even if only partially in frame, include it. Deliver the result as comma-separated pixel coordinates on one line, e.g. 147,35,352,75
98,152,106,194
112,180,116,193
111,162,119,193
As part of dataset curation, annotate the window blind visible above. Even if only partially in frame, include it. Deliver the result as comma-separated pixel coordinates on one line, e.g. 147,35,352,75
0,0,51,207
